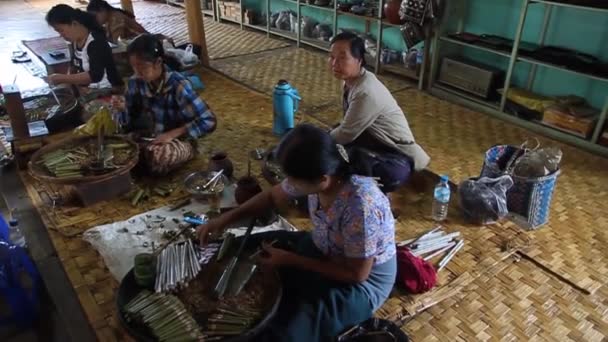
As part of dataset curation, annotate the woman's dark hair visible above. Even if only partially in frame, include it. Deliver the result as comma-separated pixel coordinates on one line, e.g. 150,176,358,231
126,34,181,71
330,32,366,67
87,0,135,19
46,4,105,36
275,124,355,181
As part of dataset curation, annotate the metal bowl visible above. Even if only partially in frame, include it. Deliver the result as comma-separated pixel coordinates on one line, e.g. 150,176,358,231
184,171,230,199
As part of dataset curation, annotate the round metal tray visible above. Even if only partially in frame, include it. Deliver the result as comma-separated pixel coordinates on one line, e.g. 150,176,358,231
116,253,283,341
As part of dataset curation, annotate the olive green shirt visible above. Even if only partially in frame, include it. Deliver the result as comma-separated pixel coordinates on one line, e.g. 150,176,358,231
330,69,430,171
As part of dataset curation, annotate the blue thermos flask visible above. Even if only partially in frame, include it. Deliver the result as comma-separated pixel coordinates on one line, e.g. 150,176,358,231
273,80,301,136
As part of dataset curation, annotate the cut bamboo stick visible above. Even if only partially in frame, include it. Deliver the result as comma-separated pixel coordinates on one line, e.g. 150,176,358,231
437,240,465,271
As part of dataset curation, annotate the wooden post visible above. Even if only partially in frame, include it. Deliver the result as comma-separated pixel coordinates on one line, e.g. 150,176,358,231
120,0,134,16
185,0,210,66
3,85,29,139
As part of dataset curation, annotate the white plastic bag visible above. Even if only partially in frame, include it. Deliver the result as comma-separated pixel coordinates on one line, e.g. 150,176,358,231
182,44,199,65
165,44,199,68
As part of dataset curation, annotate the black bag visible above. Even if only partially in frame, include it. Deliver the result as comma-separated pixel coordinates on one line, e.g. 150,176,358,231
336,318,409,342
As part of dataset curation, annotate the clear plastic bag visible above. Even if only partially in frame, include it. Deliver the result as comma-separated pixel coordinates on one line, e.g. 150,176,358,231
301,16,319,38
459,175,514,225
512,147,562,178
289,12,298,32
313,24,333,41
276,11,293,31
270,12,280,28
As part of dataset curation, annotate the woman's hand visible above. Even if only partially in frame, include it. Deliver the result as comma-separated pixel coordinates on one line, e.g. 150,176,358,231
150,132,174,145
257,242,297,267
195,219,224,245
46,74,65,85
151,126,188,145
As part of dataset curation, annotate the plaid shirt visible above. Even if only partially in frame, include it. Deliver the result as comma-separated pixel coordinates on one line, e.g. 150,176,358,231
125,68,216,139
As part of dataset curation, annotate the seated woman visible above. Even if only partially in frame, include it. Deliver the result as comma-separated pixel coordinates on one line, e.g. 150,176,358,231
86,0,146,44
118,34,216,175
196,124,396,342
46,4,123,94
328,32,430,193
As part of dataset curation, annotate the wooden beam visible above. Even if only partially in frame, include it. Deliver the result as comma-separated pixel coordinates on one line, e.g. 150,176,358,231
120,0,134,15
185,0,210,66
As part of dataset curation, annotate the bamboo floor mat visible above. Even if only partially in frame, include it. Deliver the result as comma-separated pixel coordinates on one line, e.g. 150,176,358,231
135,2,291,60
374,175,529,322
17,68,524,340
404,256,608,341
211,47,415,113
392,88,608,295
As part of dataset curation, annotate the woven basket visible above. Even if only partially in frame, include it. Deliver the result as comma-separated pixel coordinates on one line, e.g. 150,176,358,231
481,145,560,230
28,135,139,185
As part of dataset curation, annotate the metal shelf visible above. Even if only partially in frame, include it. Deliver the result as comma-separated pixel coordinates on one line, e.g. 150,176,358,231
530,0,608,12
300,2,333,11
381,63,419,81
430,84,608,157
214,0,428,88
243,23,268,33
517,55,608,83
381,20,402,28
219,16,241,24
439,36,511,58
433,83,501,110
300,36,331,51
429,0,608,155
337,11,379,22
439,35,608,83
269,27,298,41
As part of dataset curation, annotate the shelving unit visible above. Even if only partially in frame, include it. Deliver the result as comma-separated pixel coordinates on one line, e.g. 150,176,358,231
428,0,608,156
166,0,216,19
210,0,428,89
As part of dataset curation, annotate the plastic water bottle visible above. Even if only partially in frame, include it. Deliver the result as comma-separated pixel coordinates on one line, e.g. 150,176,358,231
415,49,423,75
432,175,450,221
8,209,27,248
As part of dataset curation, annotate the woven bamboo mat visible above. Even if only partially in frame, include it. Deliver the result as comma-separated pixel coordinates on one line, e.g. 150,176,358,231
404,256,608,341
374,172,529,322
135,3,291,60
17,69,316,340
392,88,608,295
211,47,414,112
16,68,523,339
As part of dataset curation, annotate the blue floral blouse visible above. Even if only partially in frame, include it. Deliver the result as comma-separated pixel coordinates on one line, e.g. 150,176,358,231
282,176,396,265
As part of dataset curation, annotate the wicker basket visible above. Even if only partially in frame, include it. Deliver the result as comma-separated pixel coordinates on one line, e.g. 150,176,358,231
28,135,139,185
481,145,560,230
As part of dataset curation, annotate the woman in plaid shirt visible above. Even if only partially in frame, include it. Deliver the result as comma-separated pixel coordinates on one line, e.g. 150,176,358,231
116,34,217,174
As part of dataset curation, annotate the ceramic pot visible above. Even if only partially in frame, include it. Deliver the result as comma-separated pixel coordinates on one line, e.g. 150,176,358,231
208,152,234,178
235,176,263,204
383,0,402,25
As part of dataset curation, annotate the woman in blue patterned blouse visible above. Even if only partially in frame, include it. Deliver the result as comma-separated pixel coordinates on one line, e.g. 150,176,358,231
196,124,397,341
115,34,217,174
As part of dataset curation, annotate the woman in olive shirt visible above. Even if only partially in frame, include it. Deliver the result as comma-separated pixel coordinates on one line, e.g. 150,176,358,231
328,32,430,192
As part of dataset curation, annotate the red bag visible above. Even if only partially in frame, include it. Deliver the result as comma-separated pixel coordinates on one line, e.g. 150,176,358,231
396,246,437,294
